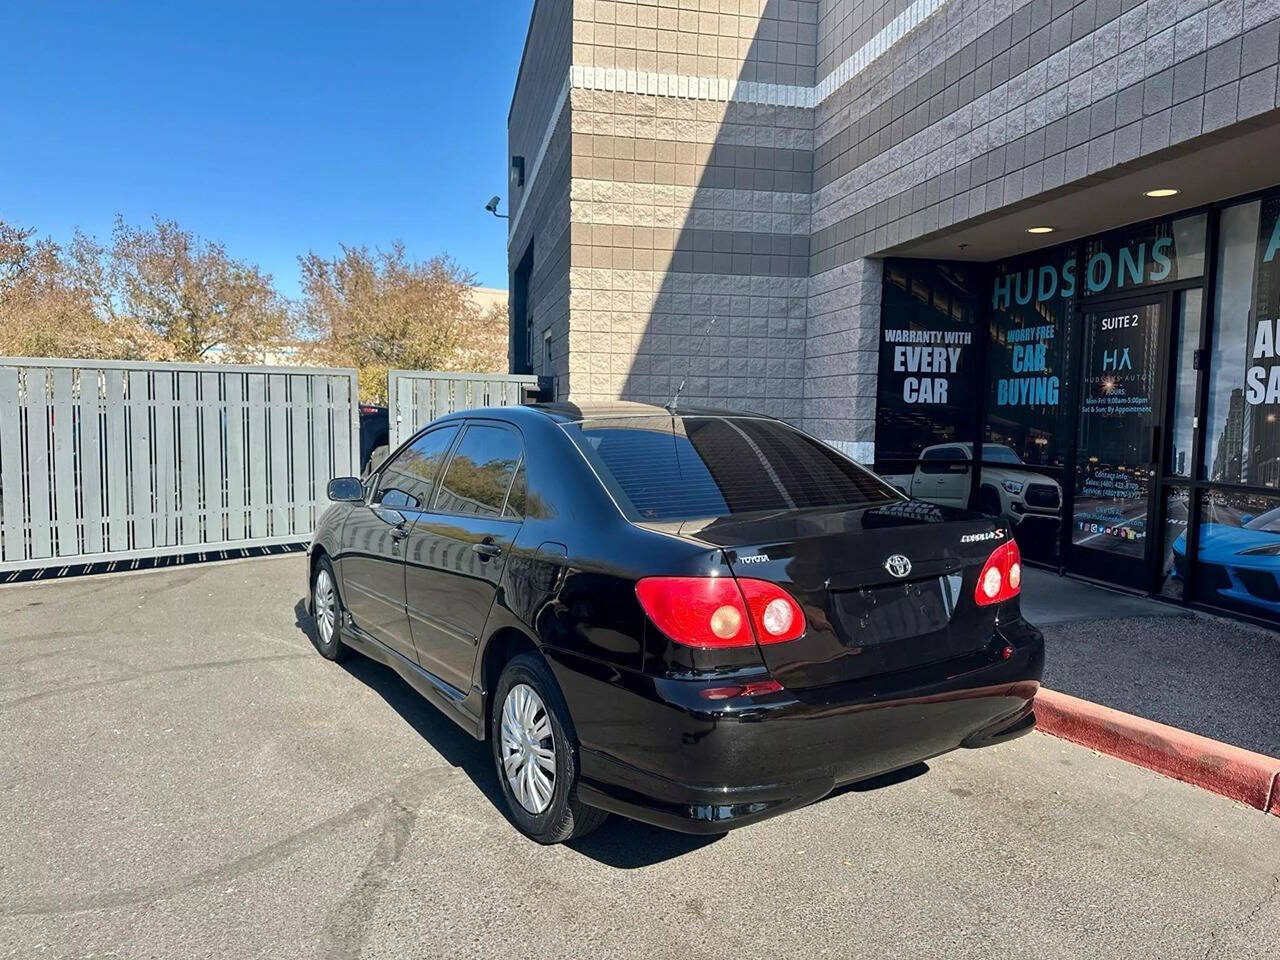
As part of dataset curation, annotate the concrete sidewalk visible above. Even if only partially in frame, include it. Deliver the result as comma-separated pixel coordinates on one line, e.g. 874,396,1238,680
1021,568,1280,759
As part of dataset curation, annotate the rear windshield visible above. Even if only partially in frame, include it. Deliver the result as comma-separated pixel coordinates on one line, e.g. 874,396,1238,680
567,415,899,522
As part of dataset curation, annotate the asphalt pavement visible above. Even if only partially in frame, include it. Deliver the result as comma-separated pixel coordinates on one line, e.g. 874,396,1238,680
3,556,1279,960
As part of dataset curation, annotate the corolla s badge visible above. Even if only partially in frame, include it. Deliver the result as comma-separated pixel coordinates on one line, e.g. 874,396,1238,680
884,554,912,578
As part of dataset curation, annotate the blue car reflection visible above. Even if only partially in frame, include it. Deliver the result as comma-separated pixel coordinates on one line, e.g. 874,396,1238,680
1172,506,1280,614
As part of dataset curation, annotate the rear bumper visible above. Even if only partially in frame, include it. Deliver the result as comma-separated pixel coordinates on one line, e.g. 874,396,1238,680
550,619,1044,835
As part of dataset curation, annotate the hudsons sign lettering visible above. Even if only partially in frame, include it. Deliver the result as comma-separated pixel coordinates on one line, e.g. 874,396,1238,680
992,237,1177,309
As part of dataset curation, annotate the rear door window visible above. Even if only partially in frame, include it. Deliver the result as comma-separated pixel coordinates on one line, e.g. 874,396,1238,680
433,423,524,518
570,416,899,522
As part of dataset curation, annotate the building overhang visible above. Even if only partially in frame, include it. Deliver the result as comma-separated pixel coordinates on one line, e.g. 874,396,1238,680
886,111,1280,263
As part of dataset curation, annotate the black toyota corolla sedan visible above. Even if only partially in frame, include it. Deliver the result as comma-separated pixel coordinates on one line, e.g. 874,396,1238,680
307,402,1043,843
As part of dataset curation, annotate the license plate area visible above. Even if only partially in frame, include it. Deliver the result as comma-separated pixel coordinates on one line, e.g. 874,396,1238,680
829,574,964,649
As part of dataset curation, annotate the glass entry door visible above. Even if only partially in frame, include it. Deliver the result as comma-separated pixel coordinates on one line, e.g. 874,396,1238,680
1067,294,1172,589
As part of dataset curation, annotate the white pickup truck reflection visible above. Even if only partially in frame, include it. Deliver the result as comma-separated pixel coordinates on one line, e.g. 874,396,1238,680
880,443,1062,525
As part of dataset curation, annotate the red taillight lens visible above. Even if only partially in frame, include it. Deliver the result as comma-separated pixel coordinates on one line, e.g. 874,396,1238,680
635,576,750,648
634,576,806,649
737,578,806,643
974,538,1022,606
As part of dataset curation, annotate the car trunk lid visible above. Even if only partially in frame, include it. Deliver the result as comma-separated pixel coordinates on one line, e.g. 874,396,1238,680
664,501,1012,692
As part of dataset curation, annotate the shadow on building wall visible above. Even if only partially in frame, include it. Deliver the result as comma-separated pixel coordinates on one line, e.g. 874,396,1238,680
572,0,818,428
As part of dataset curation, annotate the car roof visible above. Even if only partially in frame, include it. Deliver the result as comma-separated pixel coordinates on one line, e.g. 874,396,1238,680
433,401,774,426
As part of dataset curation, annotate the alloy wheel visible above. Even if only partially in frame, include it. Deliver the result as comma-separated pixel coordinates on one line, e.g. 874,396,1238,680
500,683,556,814
314,568,336,645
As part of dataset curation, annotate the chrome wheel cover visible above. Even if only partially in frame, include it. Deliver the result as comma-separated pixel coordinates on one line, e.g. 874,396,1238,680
314,568,337,646
500,683,556,814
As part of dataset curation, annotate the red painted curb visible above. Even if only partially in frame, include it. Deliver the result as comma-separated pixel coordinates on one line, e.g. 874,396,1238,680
1035,688,1280,817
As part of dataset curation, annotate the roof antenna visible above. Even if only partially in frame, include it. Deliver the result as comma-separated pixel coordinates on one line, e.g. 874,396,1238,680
666,315,718,415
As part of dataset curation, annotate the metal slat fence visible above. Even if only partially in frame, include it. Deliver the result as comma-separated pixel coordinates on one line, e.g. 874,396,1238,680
0,358,359,572
387,371,538,448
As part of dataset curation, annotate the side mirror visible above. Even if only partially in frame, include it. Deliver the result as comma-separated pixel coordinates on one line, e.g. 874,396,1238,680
1241,513,1255,526
327,476,365,503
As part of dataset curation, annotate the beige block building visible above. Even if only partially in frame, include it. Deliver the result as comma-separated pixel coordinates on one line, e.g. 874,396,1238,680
471,286,510,316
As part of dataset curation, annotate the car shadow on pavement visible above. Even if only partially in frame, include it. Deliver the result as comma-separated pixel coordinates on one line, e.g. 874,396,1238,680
835,761,930,796
294,600,724,868
565,815,721,868
293,601,507,809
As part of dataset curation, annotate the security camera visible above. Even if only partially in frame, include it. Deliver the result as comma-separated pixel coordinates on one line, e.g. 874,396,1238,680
484,195,509,220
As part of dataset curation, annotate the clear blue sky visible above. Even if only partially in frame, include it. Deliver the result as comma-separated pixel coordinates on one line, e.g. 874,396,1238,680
0,1,533,296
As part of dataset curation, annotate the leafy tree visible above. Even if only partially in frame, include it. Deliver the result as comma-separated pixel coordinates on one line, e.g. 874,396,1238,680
0,221,123,358
0,216,294,362
0,221,35,288
108,217,293,362
1,218,504,391
298,243,507,402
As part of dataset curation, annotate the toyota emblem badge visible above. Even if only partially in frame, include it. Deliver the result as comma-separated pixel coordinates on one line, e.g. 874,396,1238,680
884,554,912,578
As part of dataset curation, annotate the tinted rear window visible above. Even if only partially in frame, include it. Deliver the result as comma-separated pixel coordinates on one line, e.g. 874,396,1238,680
570,416,897,521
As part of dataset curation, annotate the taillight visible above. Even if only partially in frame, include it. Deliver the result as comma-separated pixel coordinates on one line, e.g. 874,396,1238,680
634,576,806,649
974,538,1022,606
737,578,806,643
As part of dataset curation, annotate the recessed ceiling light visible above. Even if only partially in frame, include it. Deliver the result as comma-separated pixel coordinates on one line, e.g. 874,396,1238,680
1144,187,1180,198
1026,226,1055,234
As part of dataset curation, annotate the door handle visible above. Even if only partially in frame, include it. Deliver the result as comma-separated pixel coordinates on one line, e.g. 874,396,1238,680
472,541,502,560
390,522,410,543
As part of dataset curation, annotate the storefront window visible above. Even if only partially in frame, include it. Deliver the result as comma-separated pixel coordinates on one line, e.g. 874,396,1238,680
871,188,1280,624
1206,201,1260,483
1205,195,1280,487
986,247,1076,468
874,260,982,473
1168,289,1202,477
1159,487,1191,599
984,247,1076,563
1070,299,1164,561
1193,488,1280,616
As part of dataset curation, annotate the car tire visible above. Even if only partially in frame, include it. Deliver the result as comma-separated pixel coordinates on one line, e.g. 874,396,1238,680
490,652,607,844
310,556,349,662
